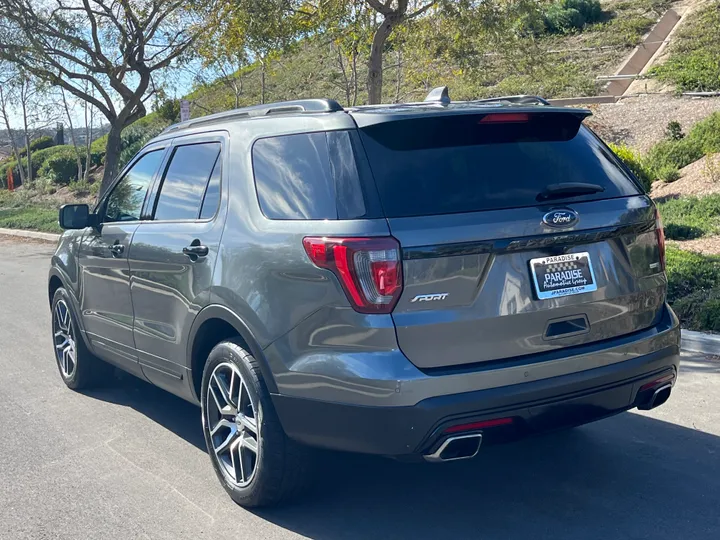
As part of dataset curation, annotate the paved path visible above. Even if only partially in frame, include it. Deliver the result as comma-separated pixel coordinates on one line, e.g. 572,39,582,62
1,238,718,539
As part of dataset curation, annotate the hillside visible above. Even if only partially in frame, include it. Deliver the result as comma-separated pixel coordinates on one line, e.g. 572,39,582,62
186,0,674,114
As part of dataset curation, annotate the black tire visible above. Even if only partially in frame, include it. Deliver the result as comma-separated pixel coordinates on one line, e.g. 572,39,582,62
201,338,312,507
51,287,112,390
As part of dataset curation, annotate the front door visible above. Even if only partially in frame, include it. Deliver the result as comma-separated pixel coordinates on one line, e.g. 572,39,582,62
78,148,166,376
128,136,226,399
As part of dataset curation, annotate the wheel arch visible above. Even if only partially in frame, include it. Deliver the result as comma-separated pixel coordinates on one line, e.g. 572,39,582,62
187,305,278,403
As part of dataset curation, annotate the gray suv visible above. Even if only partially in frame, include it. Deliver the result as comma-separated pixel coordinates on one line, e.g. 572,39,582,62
49,88,680,507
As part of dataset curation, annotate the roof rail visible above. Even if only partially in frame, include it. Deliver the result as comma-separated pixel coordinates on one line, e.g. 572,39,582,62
162,98,344,134
472,95,550,106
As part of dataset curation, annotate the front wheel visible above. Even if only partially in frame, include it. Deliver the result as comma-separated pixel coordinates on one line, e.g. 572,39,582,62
201,339,312,507
51,287,111,390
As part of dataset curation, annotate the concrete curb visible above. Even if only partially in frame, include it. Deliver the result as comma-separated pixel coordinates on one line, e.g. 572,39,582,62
0,227,60,243
681,330,719,356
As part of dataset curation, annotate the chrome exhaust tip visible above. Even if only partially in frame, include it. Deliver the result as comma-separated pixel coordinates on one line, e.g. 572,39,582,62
423,433,483,463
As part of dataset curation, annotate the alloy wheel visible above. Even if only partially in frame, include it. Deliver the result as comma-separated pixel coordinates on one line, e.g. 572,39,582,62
205,362,260,488
53,299,77,379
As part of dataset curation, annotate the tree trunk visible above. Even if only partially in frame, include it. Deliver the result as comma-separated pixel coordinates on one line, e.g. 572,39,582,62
367,16,398,105
99,124,122,197
0,88,26,186
62,90,84,182
24,133,32,185
260,59,266,105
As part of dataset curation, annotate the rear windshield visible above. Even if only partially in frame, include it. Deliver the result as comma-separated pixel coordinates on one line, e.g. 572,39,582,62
359,114,641,218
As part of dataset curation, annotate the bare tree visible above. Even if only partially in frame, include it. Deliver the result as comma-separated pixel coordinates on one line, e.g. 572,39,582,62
0,68,25,185
60,89,84,183
0,0,213,195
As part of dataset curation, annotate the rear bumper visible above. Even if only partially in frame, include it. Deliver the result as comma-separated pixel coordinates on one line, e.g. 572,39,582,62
272,307,680,456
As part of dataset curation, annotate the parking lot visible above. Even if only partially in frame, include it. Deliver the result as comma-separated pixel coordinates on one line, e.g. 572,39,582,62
1,237,719,540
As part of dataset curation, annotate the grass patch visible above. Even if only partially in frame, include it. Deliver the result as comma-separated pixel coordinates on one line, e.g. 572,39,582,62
666,246,720,331
650,2,720,91
0,206,61,233
657,195,720,240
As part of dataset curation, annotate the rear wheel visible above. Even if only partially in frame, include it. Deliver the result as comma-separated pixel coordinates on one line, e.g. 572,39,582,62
51,287,111,390
201,339,312,507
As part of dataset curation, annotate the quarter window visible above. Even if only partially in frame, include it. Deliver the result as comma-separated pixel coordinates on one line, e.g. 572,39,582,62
252,131,368,220
154,143,221,221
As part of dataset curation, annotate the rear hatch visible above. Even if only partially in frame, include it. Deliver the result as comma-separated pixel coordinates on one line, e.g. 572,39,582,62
354,108,665,370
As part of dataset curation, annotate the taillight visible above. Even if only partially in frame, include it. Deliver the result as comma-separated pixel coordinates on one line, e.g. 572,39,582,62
655,207,666,271
303,237,403,314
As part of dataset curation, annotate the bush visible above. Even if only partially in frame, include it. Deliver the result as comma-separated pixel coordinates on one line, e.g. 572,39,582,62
664,121,684,141
608,143,652,191
657,165,680,183
665,245,720,302
671,288,720,332
645,138,704,176
658,194,720,240
40,147,85,185
118,117,169,168
543,0,603,34
645,112,720,176
687,111,720,154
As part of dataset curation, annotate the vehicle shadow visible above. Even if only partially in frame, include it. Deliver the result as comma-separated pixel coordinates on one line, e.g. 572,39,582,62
253,414,720,540
83,369,206,451
82,363,720,540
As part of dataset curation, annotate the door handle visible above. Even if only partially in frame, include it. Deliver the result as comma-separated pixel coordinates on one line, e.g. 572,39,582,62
109,244,124,256
182,244,209,258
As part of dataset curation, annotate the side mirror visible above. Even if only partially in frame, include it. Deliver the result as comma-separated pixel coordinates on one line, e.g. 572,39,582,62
59,204,94,230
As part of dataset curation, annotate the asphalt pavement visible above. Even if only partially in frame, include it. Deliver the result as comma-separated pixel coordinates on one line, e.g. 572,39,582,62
1,237,719,540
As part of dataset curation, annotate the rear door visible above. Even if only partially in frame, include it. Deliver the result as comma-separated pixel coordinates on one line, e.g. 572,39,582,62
356,110,665,370
128,134,226,397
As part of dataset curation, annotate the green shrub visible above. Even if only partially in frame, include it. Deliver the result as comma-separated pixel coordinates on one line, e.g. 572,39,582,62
608,143,652,191
645,138,704,176
687,111,720,154
672,288,720,332
118,118,169,169
657,165,681,183
658,195,720,240
665,245,720,302
664,121,684,141
69,179,92,196
644,112,720,176
543,0,603,34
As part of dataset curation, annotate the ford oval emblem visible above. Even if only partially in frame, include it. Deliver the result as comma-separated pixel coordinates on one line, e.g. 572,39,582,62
542,209,579,228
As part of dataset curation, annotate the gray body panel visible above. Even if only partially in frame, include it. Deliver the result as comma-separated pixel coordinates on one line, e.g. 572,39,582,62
49,100,680,452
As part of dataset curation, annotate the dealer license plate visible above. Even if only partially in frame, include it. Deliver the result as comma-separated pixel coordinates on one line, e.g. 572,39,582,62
530,252,598,300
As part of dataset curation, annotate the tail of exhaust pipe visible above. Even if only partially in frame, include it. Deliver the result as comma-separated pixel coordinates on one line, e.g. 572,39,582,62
424,434,482,463
637,383,672,411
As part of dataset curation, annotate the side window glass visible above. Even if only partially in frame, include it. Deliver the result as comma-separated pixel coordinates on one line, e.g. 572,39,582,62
252,131,368,220
154,143,221,221
104,150,163,223
199,157,221,219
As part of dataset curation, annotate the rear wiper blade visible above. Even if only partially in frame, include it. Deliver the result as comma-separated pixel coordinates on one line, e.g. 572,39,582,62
536,182,605,202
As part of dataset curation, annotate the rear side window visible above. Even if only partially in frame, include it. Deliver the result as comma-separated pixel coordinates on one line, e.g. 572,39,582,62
252,131,372,220
154,142,221,221
359,114,641,218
